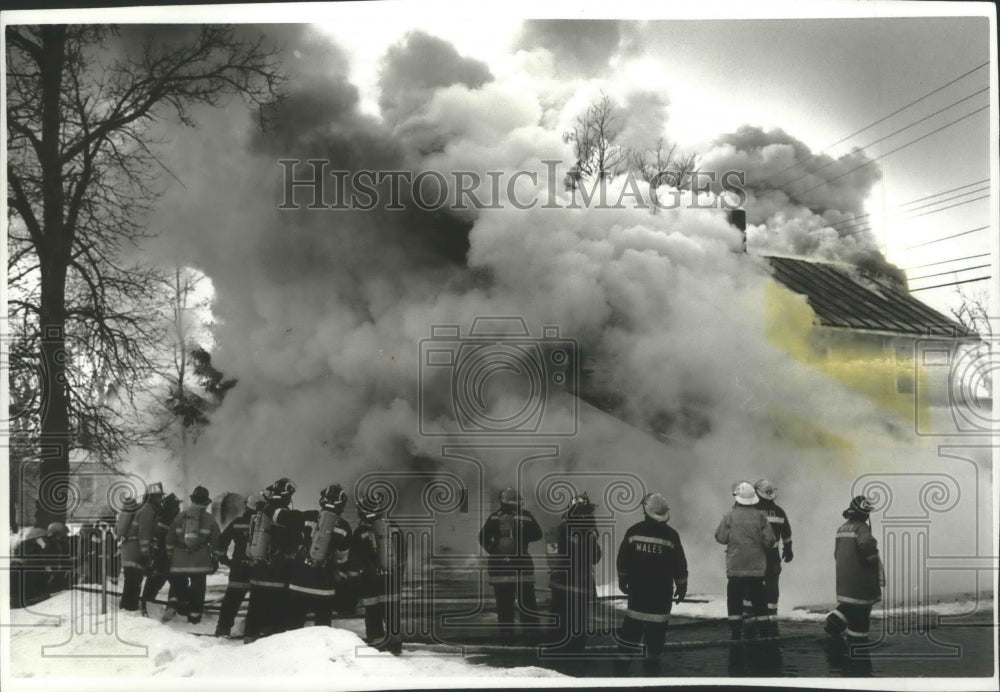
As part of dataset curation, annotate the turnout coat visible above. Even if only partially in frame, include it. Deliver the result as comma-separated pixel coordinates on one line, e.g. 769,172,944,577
285,509,352,598
834,517,883,605
348,518,406,607
478,508,543,584
617,518,688,622
117,501,156,571
714,504,775,578
167,505,221,575
216,508,255,589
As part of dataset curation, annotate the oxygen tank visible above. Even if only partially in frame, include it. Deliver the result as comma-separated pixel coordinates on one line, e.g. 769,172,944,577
246,510,273,564
495,513,517,555
307,510,339,564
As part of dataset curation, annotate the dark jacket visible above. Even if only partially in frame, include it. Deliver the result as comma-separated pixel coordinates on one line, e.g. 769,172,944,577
348,518,406,606
548,514,602,599
756,499,792,552
714,504,775,577
835,516,883,605
287,509,352,597
478,507,543,583
617,518,688,620
151,501,181,574
248,504,304,588
216,508,255,589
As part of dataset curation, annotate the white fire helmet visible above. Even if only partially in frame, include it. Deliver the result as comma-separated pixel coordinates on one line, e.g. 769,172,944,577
733,481,759,505
642,493,670,522
754,478,777,501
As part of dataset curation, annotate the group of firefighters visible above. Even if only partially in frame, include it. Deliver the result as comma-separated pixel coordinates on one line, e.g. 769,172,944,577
112,478,404,650
22,473,881,667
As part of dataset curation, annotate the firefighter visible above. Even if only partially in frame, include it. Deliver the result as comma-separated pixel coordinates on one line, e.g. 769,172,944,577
348,491,406,654
213,493,259,637
285,484,353,630
165,485,221,624
244,478,298,640
825,495,884,647
548,492,602,653
714,481,775,639
614,493,688,676
117,482,164,611
478,487,543,637
140,492,181,616
753,478,793,636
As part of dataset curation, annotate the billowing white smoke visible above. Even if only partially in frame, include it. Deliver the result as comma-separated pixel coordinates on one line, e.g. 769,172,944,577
699,126,907,285
140,28,952,605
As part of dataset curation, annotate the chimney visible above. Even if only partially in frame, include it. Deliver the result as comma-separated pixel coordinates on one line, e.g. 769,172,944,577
728,208,747,252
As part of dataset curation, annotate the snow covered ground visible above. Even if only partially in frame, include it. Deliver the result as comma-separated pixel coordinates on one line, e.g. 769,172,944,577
5,586,565,686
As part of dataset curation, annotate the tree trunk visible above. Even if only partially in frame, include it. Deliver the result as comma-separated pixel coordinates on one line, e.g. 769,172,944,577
35,26,72,528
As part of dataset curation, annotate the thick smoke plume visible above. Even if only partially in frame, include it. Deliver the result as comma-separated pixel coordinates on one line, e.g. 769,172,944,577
139,27,961,605
700,125,905,285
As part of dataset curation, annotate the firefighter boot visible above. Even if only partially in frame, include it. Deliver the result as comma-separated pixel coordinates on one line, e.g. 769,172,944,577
215,624,231,638
140,600,149,617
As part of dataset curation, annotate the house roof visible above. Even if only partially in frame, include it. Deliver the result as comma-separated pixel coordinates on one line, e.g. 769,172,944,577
766,255,972,337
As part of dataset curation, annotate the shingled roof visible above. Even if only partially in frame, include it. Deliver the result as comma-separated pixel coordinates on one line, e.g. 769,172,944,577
766,255,972,338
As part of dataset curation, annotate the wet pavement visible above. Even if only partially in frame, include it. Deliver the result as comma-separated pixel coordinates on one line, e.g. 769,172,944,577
445,615,997,678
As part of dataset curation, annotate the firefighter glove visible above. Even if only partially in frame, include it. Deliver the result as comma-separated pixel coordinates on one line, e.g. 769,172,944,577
782,543,794,563
210,555,219,574
674,581,687,603
618,576,629,595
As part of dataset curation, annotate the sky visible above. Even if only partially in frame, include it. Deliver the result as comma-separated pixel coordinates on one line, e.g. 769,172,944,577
309,6,995,316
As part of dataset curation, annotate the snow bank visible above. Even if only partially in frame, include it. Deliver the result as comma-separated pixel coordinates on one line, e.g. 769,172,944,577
6,589,564,684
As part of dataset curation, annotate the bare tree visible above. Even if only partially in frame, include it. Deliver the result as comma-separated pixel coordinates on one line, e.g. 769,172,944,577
563,94,629,186
6,25,284,525
951,285,992,337
627,138,699,213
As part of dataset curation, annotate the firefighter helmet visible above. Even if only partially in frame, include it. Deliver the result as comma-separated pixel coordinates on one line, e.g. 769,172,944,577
146,482,165,498
754,478,777,501
642,493,670,522
263,478,296,506
190,485,212,506
567,492,596,518
498,487,522,508
320,484,348,512
733,481,759,505
848,495,874,516
356,491,387,521
46,522,69,539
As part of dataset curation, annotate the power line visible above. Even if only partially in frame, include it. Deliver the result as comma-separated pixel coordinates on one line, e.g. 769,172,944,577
895,185,989,215
905,225,990,249
829,177,991,231
909,276,992,292
904,193,990,220
760,61,990,186
903,253,990,271
780,87,989,190
896,178,991,207
908,264,991,281
799,105,990,196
